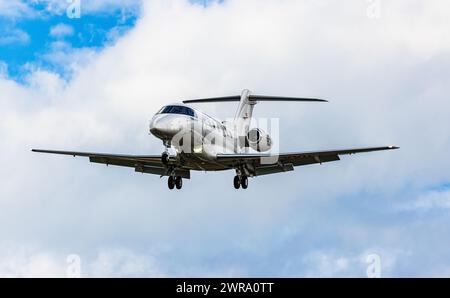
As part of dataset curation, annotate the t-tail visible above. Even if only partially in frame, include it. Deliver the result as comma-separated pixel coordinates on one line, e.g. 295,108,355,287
183,89,328,152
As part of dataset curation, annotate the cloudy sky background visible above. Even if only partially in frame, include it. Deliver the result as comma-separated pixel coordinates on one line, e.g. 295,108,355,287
0,0,449,277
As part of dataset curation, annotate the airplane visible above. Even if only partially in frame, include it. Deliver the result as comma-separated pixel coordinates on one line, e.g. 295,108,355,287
32,89,399,190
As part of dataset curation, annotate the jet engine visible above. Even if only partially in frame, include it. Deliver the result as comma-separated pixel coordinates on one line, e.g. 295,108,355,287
247,128,272,152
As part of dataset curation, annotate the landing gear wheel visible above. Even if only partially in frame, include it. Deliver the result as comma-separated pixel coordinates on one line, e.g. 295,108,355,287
241,176,248,189
233,176,241,189
175,176,183,190
168,176,175,190
162,152,169,165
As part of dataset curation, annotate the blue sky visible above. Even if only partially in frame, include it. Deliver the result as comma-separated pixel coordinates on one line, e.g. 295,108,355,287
0,1,139,81
1,0,450,277
0,0,216,81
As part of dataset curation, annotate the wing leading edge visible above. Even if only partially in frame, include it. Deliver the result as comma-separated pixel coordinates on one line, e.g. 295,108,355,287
31,149,191,179
216,146,399,177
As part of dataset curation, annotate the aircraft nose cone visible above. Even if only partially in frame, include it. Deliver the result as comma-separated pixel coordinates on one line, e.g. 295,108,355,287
150,115,181,140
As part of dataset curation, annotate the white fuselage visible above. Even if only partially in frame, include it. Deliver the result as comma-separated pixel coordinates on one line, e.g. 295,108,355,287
149,104,237,171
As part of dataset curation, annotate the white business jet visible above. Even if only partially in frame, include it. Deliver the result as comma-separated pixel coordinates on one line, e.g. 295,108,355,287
33,89,398,190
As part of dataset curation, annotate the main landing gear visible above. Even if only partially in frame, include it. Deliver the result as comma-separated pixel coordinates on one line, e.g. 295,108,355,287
233,175,249,190
168,176,183,190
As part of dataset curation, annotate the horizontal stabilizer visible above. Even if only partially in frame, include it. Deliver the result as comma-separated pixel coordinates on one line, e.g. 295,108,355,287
183,95,328,104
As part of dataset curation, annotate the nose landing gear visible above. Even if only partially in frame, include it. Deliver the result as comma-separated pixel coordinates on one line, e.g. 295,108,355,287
161,141,172,165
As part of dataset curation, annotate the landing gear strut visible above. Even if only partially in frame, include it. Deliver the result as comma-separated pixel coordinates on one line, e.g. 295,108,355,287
168,176,182,190
234,175,249,190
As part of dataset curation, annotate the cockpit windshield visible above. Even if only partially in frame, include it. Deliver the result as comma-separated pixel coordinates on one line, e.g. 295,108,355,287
159,105,196,118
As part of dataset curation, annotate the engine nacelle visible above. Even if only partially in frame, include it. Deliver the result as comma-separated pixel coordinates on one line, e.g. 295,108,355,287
247,128,272,152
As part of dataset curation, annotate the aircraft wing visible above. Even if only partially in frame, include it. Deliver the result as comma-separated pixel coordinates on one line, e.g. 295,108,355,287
216,146,399,177
31,149,191,179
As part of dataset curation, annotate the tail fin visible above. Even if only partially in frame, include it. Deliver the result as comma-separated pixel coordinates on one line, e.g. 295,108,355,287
234,89,255,141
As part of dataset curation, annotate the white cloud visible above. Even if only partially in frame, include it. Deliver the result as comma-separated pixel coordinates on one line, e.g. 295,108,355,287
0,61,7,77
88,248,163,277
38,40,99,76
0,245,65,277
0,0,34,18
49,23,74,38
301,252,354,277
24,69,66,96
0,28,30,45
0,244,165,277
296,248,407,278
79,0,141,14
1,0,450,277
397,189,450,211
